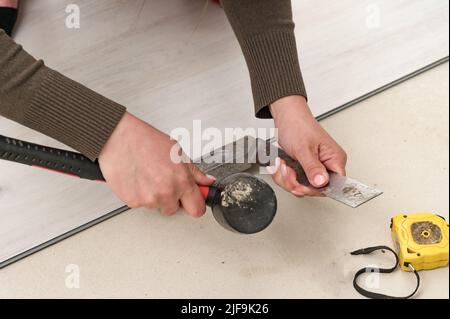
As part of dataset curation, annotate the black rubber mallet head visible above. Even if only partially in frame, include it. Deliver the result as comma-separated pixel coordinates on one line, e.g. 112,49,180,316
200,173,277,234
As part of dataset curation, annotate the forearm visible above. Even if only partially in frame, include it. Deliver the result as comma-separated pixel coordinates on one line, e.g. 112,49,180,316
0,30,126,160
222,0,307,118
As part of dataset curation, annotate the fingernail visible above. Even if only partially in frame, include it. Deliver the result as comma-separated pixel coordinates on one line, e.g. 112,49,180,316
281,164,288,177
206,174,216,181
275,157,281,170
314,174,326,186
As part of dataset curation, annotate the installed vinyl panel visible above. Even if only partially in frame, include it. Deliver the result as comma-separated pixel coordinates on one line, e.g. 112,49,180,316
295,0,450,116
0,0,448,266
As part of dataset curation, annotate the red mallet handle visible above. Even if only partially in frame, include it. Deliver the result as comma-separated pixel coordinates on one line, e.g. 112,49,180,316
199,185,220,207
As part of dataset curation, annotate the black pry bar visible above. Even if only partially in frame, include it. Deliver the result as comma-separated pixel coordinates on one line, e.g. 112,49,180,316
0,134,105,181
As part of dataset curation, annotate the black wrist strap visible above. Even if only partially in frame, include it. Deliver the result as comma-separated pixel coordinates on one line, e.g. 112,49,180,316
351,245,420,299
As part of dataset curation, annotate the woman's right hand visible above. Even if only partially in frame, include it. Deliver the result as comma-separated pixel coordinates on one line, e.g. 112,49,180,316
98,112,215,217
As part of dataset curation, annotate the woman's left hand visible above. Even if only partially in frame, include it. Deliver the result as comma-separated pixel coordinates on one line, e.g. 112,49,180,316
269,95,348,197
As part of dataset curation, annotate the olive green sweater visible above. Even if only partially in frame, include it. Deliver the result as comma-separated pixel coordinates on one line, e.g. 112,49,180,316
0,0,306,160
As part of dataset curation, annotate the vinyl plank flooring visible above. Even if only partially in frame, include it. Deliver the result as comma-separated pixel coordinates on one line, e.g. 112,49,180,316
0,0,448,266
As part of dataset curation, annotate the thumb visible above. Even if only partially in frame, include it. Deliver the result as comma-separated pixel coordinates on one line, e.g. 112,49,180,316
324,160,346,176
188,164,216,186
296,148,329,188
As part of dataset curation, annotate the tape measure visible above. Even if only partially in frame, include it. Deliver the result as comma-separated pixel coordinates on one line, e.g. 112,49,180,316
351,213,449,299
391,213,449,271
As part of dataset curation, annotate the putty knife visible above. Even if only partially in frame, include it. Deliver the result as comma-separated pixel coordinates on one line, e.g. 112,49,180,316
197,136,383,208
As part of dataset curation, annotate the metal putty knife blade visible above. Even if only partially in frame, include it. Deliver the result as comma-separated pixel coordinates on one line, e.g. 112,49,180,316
322,173,383,208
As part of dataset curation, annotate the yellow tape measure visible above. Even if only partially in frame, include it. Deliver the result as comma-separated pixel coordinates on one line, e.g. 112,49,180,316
391,213,449,271
352,213,448,299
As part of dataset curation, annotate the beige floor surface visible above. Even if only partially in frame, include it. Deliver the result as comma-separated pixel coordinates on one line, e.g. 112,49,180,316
0,62,448,299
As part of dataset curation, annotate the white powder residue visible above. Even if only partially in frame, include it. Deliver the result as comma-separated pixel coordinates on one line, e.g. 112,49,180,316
221,181,253,208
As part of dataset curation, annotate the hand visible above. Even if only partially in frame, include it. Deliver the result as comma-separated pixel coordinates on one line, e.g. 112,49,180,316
98,112,215,217
0,0,18,8
269,96,347,197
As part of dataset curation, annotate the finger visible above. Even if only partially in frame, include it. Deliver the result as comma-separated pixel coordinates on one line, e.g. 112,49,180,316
271,163,323,198
266,156,281,175
295,147,329,188
268,156,316,195
272,160,300,191
270,156,325,197
326,162,346,176
281,164,307,197
271,159,304,194
189,164,216,185
324,153,347,176
180,184,207,218
271,169,285,189
283,164,322,197
281,162,303,190
270,157,286,188
159,201,180,216
292,184,323,197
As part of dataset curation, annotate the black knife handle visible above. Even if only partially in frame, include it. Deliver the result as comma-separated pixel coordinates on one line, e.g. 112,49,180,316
257,138,310,186
0,134,105,181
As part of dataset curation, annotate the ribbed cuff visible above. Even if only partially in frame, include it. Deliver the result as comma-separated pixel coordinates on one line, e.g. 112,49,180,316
25,69,126,160
240,31,307,118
